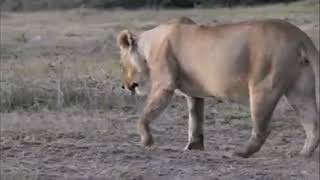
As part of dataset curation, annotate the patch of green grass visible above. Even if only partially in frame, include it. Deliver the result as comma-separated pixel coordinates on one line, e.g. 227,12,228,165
223,109,250,121
3,61,51,80
1,57,120,81
14,32,28,43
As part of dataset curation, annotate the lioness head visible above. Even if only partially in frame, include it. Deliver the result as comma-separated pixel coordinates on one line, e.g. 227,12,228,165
117,30,149,95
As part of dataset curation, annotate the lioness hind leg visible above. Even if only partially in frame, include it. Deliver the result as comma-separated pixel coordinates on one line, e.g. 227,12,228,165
292,100,319,157
184,96,205,150
285,70,319,157
234,85,282,158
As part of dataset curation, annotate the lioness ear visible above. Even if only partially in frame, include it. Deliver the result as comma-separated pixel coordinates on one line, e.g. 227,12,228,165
117,30,134,50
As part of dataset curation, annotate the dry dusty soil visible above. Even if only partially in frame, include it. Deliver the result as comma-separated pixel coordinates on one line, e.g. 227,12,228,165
1,98,320,179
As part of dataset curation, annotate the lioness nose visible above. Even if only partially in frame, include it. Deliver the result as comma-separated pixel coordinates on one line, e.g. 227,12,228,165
121,85,125,89
129,82,138,91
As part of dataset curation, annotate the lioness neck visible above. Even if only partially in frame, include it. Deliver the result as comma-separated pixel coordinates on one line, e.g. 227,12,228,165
137,25,173,62
137,32,151,61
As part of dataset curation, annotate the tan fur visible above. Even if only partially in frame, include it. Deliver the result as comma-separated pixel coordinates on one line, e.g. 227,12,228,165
166,17,196,24
117,17,319,158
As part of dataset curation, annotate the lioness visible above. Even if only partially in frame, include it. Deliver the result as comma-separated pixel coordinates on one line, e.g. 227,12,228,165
117,17,319,158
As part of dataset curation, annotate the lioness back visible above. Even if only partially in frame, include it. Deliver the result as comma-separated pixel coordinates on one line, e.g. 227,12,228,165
148,19,313,102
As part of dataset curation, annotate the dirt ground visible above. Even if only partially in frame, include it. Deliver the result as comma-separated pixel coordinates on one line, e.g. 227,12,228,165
1,98,320,179
1,1,319,179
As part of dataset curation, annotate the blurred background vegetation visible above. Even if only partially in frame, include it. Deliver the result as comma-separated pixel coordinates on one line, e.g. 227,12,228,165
1,0,299,11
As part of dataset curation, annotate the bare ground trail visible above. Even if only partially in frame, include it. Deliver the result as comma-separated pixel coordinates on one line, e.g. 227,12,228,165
1,97,319,179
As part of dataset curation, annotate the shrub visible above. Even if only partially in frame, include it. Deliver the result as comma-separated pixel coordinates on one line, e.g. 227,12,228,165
1,0,300,11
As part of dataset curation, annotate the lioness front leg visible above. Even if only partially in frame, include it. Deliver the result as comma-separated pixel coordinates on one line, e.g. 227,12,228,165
184,96,205,150
138,88,174,146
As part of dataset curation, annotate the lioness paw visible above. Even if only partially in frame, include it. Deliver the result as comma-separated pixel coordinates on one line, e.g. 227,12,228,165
233,148,253,158
141,136,154,147
299,149,313,158
184,141,204,151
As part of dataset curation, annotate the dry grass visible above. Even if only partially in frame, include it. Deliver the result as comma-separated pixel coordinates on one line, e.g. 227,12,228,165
0,55,123,112
0,0,319,112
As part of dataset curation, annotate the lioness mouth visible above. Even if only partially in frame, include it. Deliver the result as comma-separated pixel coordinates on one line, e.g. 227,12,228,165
128,82,139,95
129,82,139,91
